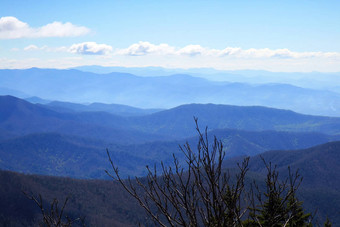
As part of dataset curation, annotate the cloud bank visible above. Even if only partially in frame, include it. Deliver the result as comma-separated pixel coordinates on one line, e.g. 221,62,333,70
69,42,113,55
20,41,340,60
9,41,340,72
116,41,340,59
0,16,90,39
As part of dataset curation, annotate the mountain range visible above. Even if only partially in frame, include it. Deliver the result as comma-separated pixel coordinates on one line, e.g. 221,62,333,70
1,95,340,178
0,68,340,226
1,65,340,225
1,68,340,116
73,65,340,93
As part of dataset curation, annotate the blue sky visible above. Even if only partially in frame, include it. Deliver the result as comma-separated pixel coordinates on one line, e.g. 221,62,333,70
1,0,340,71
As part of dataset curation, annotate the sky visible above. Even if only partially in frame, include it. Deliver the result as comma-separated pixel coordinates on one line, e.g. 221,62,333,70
0,0,340,72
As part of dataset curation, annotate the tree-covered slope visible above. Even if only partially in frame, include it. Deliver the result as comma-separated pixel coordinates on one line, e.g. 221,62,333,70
0,170,144,226
1,128,339,179
223,141,340,224
0,133,109,178
1,141,339,226
245,141,340,190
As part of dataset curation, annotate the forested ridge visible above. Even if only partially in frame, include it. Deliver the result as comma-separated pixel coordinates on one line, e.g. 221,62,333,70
1,141,339,225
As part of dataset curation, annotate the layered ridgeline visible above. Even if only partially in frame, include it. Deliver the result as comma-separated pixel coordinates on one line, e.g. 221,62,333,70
2,95,340,139
1,141,339,226
73,65,340,93
1,68,340,116
1,95,340,178
0,95,167,144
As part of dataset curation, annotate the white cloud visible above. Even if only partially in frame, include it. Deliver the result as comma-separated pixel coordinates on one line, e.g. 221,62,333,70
219,47,242,56
69,42,112,55
24,45,39,51
115,41,340,60
0,16,90,39
37,21,90,38
116,41,175,56
117,42,210,56
177,45,208,56
218,47,340,59
23,45,67,52
235,48,297,58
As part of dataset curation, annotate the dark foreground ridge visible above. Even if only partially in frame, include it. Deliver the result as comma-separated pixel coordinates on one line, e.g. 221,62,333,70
0,140,339,225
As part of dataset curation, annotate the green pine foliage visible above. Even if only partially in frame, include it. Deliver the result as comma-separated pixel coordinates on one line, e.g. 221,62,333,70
286,194,311,226
243,164,312,226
